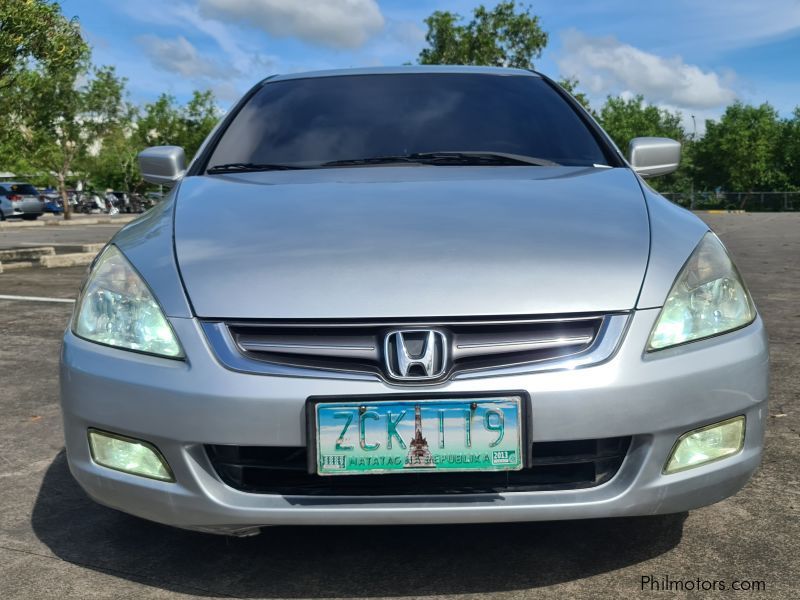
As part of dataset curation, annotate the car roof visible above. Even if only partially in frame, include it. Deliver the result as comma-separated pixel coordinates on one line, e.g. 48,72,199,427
267,65,540,84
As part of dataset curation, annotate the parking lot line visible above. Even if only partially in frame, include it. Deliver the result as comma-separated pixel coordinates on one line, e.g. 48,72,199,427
0,294,75,304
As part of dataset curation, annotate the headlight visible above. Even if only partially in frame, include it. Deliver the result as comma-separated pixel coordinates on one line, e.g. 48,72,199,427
73,245,183,358
647,233,755,351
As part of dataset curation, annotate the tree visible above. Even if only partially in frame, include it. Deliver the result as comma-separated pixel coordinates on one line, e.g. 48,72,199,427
0,0,87,89
557,77,592,112
0,0,88,165
85,123,140,192
87,90,219,192
137,90,219,161
596,95,690,194
77,89,220,193
693,102,786,194
597,95,685,153
180,90,220,159
82,84,139,193
777,107,800,191
18,65,128,218
418,1,548,69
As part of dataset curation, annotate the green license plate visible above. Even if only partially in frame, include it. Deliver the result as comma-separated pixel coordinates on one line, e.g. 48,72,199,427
312,396,525,476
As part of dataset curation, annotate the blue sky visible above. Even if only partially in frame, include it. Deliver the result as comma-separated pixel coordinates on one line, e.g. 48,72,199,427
62,0,800,132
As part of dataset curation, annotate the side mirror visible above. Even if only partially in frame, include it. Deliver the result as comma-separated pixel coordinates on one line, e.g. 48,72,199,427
628,137,681,178
138,146,186,186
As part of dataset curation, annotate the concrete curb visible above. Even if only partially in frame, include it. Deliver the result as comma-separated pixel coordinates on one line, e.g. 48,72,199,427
0,247,56,261
0,215,137,229
56,243,106,254
0,220,44,228
0,244,103,272
692,210,748,215
0,261,34,272
39,253,96,269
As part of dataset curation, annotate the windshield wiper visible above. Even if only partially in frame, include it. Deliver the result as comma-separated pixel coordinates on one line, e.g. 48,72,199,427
211,152,561,173
410,151,559,167
321,152,559,168
206,162,307,174
320,156,422,167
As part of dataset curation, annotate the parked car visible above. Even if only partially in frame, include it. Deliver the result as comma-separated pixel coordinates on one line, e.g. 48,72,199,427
107,191,147,213
43,199,64,214
40,188,64,214
61,67,767,536
0,182,44,220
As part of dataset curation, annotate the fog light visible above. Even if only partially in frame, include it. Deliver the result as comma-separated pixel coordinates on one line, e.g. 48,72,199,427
664,416,745,474
88,429,174,482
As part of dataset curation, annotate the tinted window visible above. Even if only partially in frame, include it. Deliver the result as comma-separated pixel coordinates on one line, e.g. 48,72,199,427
207,74,608,169
7,183,39,195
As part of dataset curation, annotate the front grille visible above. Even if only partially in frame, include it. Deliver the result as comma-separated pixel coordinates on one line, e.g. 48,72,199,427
222,315,605,383
205,437,630,496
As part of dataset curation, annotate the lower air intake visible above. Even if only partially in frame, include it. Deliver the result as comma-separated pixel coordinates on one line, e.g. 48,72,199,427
205,437,631,496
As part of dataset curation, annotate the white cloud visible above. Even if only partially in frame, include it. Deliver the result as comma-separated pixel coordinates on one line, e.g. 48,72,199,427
197,0,385,49
680,0,800,53
387,19,426,48
353,19,427,68
557,30,737,110
138,35,234,80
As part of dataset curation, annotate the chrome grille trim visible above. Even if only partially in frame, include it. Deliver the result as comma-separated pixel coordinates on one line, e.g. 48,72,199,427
239,342,376,351
200,313,630,383
237,339,377,359
456,335,592,349
453,314,628,380
455,334,594,358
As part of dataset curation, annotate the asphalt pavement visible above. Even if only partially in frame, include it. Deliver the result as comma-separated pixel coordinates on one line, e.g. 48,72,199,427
0,213,797,599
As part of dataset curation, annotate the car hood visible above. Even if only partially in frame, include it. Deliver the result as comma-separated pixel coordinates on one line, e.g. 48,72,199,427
174,166,649,319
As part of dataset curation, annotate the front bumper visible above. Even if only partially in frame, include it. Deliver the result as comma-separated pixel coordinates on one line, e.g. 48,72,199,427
60,309,768,534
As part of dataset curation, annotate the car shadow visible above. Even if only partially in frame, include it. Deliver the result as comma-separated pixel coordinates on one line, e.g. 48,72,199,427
33,450,686,598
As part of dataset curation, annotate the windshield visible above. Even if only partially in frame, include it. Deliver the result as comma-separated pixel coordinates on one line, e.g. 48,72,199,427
206,73,609,170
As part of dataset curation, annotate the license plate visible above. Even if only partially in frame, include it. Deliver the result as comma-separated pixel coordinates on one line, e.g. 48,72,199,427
311,395,525,476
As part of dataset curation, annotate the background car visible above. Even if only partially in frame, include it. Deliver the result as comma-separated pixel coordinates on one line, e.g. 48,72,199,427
42,198,64,214
0,181,44,220
40,188,64,214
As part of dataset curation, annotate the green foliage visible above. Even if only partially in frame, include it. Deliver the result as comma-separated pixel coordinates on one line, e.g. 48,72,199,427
138,90,219,159
597,95,685,152
0,0,87,88
418,1,548,69
557,77,592,112
80,70,139,192
778,108,800,190
13,64,130,215
87,90,219,192
0,0,219,204
0,0,88,158
595,95,692,193
84,125,139,192
695,101,800,194
694,102,787,193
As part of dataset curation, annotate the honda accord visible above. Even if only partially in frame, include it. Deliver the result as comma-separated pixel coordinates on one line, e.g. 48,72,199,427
60,66,768,536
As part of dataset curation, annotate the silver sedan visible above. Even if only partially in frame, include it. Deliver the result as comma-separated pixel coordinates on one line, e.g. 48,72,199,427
60,66,767,536
0,181,44,220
